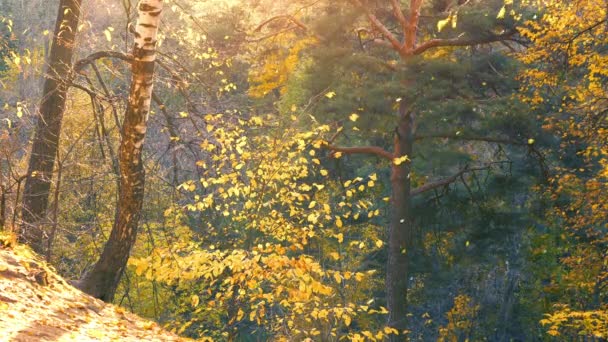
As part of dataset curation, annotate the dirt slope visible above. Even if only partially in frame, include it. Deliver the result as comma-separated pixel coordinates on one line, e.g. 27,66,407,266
0,237,189,342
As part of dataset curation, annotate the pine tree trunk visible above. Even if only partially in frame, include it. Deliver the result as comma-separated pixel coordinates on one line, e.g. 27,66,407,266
387,101,414,340
20,0,82,254
77,0,163,302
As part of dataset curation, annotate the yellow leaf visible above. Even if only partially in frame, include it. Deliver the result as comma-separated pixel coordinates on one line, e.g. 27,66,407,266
497,5,506,19
337,233,344,243
320,169,328,176
349,113,359,122
309,201,317,209
104,29,112,42
336,217,343,228
325,91,336,99
437,17,450,32
393,155,409,165
329,252,340,260
344,315,352,327
191,295,200,307
333,272,342,284
375,240,383,248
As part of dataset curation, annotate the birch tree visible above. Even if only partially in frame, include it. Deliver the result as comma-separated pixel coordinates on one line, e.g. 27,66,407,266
77,0,164,302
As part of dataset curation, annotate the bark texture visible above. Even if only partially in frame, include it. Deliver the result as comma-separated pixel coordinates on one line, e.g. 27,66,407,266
20,0,82,254
386,101,414,336
77,0,163,302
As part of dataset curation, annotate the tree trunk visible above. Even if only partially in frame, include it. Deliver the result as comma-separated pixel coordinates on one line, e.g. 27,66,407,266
20,0,82,254
77,0,163,302
387,101,414,339
0,185,6,230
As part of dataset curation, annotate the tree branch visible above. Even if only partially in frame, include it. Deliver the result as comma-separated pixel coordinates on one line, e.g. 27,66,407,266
411,29,518,55
405,0,423,50
323,143,394,160
411,165,490,196
254,15,309,32
351,0,404,52
74,51,133,73
414,133,528,146
390,0,408,38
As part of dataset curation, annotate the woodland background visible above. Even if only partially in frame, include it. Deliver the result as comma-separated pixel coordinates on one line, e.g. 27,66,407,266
0,0,607,340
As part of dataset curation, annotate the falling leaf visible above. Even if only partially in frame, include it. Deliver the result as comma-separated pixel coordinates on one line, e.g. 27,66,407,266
497,5,506,19
325,91,336,99
104,29,112,42
437,17,451,32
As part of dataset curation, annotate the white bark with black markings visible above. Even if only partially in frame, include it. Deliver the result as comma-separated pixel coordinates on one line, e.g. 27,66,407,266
77,0,164,302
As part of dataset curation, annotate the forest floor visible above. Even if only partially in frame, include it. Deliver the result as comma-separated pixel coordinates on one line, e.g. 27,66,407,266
0,234,189,341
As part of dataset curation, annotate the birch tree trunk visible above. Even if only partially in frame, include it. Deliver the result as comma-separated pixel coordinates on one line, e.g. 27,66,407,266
20,0,82,254
77,0,164,302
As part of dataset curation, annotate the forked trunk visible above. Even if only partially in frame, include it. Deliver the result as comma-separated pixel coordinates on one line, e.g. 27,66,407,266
387,101,414,339
77,0,163,302
20,0,82,254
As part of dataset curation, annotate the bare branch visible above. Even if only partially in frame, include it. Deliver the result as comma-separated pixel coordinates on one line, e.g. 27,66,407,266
414,133,528,146
411,29,518,55
323,143,394,160
390,0,408,37
74,51,132,73
254,15,309,32
351,0,404,52
411,165,491,196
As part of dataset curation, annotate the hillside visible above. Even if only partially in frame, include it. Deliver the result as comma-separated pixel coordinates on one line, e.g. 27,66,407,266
0,236,188,342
